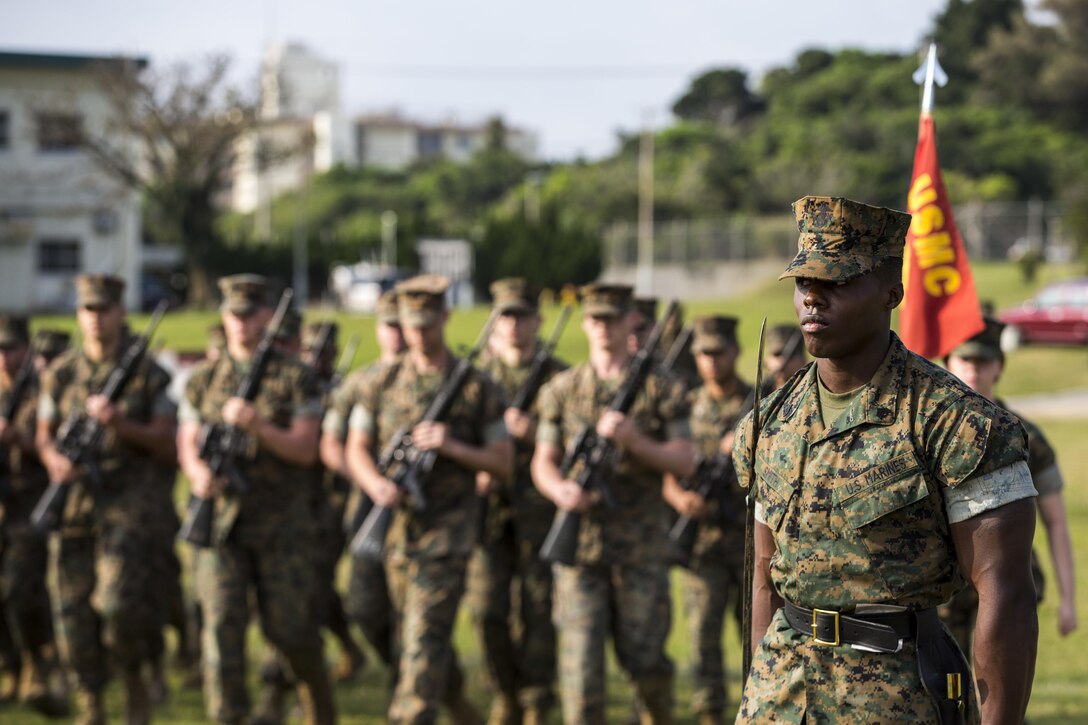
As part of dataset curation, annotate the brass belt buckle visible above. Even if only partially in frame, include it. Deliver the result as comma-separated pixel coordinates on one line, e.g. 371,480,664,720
947,673,965,713
812,607,840,646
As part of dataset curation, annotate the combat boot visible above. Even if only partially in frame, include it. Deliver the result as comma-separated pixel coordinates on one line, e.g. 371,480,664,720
486,694,522,725
296,677,336,725
448,693,485,725
635,675,673,725
697,711,724,725
19,651,69,718
74,689,106,725
147,658,168,705
123,669,150,725
251,683,286,725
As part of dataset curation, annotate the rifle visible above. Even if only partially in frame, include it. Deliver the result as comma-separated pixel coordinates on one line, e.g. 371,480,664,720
668,381,758,563
304,321,334,370
538,300,679,566
331,333,361,389
30,301,169,532
349,310,499,561
661,324,692,372
741,319,768,687
0,340,39,499
178,290,295,548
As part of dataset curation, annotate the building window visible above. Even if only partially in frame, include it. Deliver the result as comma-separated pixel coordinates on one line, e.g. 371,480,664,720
36,113,83,152
0,111,9,150
38,239,82,273
417,131,442,159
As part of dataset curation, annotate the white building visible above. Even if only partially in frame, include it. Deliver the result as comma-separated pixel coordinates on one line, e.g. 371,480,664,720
355,113,538,170
0,50,144,311
232,43,353,215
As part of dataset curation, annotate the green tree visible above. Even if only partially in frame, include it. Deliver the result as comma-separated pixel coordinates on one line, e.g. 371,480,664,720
671,68,764,125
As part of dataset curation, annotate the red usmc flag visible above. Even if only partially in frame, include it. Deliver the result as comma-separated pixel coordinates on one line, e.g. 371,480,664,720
900,114,984,359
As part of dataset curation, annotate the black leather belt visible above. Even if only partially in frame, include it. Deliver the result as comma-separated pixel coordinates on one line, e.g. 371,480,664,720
783,600,923,653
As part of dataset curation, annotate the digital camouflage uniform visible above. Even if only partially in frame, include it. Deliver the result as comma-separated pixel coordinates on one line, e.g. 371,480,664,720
680,331,751,718
0,317,60,711
536,286,690,724
465,277,567,721
350,275,509,725
734,197,1035,724
39,327,175,700
352,351,508,724
181,275,333,725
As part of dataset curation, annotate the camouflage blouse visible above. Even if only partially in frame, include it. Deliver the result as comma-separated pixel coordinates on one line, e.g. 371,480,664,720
536,363,690,566
734,334,1030,610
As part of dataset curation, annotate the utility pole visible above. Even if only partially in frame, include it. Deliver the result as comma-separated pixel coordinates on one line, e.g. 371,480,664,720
292,170,309,305
381,210,398,270
637,111,654,295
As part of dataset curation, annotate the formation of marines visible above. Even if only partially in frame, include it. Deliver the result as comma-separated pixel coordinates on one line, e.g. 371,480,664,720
0,194,1073,725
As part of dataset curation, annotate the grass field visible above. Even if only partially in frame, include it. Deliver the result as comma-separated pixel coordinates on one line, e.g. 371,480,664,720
9,260,1088,723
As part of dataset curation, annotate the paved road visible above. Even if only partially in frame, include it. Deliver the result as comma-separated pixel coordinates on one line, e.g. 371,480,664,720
1006,388,1088,420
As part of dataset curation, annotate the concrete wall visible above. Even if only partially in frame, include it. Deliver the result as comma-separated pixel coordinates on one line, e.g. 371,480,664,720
600,258,787,302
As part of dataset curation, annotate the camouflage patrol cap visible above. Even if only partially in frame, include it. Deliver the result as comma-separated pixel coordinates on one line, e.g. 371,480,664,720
632,297,659,321
303,320,339,350
949,317,1005,362
691,315,738,354
580,282,633,318
34,329,70,359
275,306,302,343
490,277,539,315
767,324,803,357
779,196,911,282
76,274,126,307
0,315,30,347
218,274,271,315
377,290,400,325
396,274,449,327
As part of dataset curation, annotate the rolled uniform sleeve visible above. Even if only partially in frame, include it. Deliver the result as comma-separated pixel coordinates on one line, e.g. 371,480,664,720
348,404,375,436
942,460,1037,524
37,391,58,426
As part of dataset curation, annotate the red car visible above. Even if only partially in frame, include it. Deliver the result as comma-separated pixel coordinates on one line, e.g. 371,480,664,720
998,278,1088,347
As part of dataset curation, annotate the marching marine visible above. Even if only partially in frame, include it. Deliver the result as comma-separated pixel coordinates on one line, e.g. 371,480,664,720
531,283,695,725
37,274,177,725
178,275,335,725
344,274,513,724
466,278,567,725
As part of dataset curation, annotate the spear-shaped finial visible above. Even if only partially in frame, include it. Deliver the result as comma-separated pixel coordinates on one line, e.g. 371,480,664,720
913,42,948,115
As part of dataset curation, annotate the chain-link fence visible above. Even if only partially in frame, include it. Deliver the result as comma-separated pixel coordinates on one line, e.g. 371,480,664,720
602,200,1074,271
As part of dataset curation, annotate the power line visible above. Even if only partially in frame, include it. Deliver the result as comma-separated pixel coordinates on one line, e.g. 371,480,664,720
338,62,702,81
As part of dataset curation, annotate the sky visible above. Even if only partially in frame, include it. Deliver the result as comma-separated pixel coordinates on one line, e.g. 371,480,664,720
2,0,950,160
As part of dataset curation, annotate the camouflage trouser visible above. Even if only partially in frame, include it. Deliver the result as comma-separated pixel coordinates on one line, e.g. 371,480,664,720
49,527,162,693
148,492,187,663
0,522,54,658
680,560,742,715
552,561,674,725
346,554,394,666
465,525,556,711
737,608,973,724
195,519,329,724
385,554,469,725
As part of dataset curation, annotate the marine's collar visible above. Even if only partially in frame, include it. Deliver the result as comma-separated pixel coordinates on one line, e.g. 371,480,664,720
781,333,905,439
